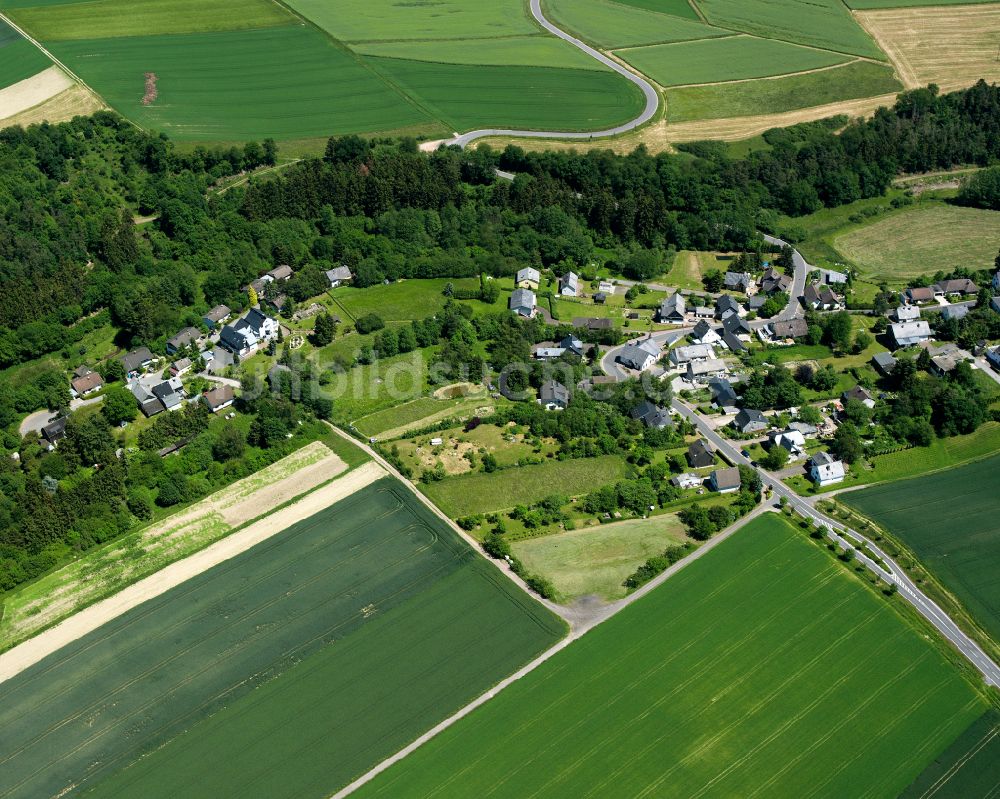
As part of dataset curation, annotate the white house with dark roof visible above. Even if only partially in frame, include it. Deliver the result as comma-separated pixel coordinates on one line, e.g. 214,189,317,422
166,326,201,355
617,337,661,371
559,271,579,296
734,408,768,434
538,380,570,410
810,452,845,485
690,320,721,345
657,294,685,323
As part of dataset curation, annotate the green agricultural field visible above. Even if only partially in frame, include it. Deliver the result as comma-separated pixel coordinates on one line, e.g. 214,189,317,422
619,35,850,86
48,28,438,141
0,478,564,799
612,0,701,19
512,514,689,600
832,203,1000,284
351,35,606,70
0,20,50,86
8,0,289,40
367,57,646,132
665,60,901,121
900,709,1000,798
358,513,986,798
843,454,1000,645
544,0,729,48
354,394,492,438
423,454,630,516
283,0,537,42
695,0,883,57
332,278,487,321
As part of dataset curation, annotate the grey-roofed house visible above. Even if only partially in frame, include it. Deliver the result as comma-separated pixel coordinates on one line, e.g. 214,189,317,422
672,473,704,490
559,271,579,296
131,383,164,417
516,267,540,289
169,357,193,377
721,313,751,337
709,377,738,410
820,268,848,285
325,265,353,287
788,421,818,437
709,467,741,494
734,407,768,434
842,385,875,409
267,293,289,313
267,264,293,281
891,320,932,348
122,346,155,376
573,317,613,330
657,293,686,323
715,294,742,320
152,377,185,411
810,451,845,486
166,326,201,355
803,283,842,311
687,358,727,382
766,319,809,341
941,304,969,322
934,278,978,297
203,304,231,329
687,439,715,468
41,416,68,447
724,271,752,292
986,346,1000,371
617,337,660,371
594,292,607,304
721,332,746,354
538,380,570,410
895,304,920,322
219,324,255,358
760,267,791,295
690,320,720,345
509,287,536,318
560,334,586,357
669,343,714,367
692,305,714,319
631,400,673,430
745,295,767,312
871,351,897,376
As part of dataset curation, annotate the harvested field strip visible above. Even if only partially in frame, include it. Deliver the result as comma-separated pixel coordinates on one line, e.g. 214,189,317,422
0,81,103,128
900,708,1000,798
842,454,1000,646
854,5,1000,92
0,477,563,799
7,0,293,41
695,0,883,58
0,441,346,653
665,60,900,121
617,35,850,87
48,27,438,141
358,513,986,798
544,0,730,48
422,455,630,517
0,64,70,117
365,56,647,132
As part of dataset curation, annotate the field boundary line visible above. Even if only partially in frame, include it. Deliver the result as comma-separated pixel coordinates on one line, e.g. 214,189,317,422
0,461,386,686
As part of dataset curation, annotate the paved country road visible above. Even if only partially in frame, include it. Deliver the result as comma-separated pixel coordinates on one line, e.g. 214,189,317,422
449,0,659,148
671,397,1000,687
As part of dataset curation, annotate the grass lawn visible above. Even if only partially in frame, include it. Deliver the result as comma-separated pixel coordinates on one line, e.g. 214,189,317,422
832,203,1000,284
618,35,849,87
4,478,564,799
899,709,1000,798
666,61,900,122
842,454,1000,646
0,21,51,86
670,250,735,291
354,394,492,438
512,514,689,600
394,422,559,477
423,454,630,517
332,278,489,322
544,0,729,48
358,513,987,798
327,348,434,422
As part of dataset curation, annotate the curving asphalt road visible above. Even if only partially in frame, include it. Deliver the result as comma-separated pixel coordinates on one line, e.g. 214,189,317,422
671,398,1000,687
450,0,659,148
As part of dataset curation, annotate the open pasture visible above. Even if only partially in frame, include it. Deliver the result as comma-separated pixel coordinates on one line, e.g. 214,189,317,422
843,454,1000,646
696,0,883,57
665,60,899,121
423,454,630,517
359,513,986,798
854,4,1000,91
332,278,486,322
544,0,729,48
0,478,564,799
619,34,850,87
832,203,1000,284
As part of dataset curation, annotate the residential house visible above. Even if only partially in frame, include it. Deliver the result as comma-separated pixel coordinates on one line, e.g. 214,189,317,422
842,385,875,409
721,332,745,354
538,380,570,410
152,377,185,411
533,344,565,360
686,358,727,382
941,304,969,322
560,334,586,358
559,271,579,297
690,320,721,345
760,267,791,295
669,343,714,367
631,400,673,430
723,271,752,292
219,308,279,358
73,364,93,379
721,313,751,338
744,295,767,313
573,317,613,331
579,374,618,395
598,280,615,294
671,473,703,490
715,294,742,320
709,377,738,411
810,451,845,486
803,283,842,311
203,304,231,329
890,320,932,348
166,326,201,355
871,351,897,376
70,371,103,398
763,319,809,341
933,278,978,297
267,264,293,282
202,384,235,413
516,267,541,289
617,337,660,371
130,383,164,417
788,421,818,437
991,296,1000,314
686,439,715,468
734,407,768,434
993,271,1000,291
930,352,970,377
894,305,920,322
768,428,806,459
509,287,536,318
246,277,268,298
904,286,936,305
986,346,1000,371
41,417,68,448
170,357,193,377
709,467,741,494
820,268,848,285
657,294,686,323
692,306,714,320
325,265,353,287
121,347,155,377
